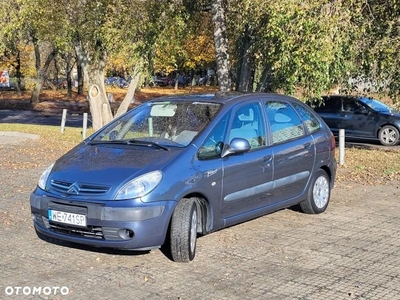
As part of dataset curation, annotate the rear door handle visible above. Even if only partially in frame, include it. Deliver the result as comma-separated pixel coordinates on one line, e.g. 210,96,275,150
263,155,272,163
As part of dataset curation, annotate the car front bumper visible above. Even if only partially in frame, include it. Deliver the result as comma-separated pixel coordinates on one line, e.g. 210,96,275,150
30,193,176,250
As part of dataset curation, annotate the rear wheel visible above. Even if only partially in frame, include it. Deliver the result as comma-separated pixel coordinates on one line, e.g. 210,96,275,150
170,198,198,262
379,125,400,146
300,169,330,214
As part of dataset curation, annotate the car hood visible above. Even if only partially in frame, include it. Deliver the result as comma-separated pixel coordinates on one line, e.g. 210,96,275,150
49,144,183,188
378,110,400,118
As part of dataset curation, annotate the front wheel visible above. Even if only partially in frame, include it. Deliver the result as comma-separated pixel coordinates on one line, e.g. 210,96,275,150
379,125,400,146
170,198,198,262
300,169,330,214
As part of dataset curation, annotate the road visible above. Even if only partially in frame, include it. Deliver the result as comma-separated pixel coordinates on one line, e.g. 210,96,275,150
0,109,89,128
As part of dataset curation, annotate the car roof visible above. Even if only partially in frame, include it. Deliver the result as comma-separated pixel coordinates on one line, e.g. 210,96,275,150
148,92,301,106
322,94,366,100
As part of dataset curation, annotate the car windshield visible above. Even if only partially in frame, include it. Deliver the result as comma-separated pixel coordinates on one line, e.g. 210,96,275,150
91,100,221,147
358,97,392,113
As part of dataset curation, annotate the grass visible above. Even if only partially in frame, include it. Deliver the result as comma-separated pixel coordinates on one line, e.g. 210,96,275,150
335,147,400,185
0,123,91,143
0,123,92,170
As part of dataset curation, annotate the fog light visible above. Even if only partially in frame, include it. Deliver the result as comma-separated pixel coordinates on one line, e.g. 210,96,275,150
31,213,36,221
118,229,134,240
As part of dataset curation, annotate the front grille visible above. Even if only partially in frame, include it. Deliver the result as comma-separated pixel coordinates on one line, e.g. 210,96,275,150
47,220,104,239
36,215,131,241
50,180,110,196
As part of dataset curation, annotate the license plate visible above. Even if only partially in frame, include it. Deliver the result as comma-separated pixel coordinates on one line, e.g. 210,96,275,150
48,210,87,227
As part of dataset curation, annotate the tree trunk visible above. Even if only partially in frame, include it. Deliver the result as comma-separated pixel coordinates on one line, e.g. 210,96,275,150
65,53,73,98
30,49,57,104
54,56,60,90
15,50,22,96
211,0,231,92
77,62,84,95
75,41,88,95
86,71,112,130
236,24,254,92
115,69,141,118
256,63,274,92
75,42,112,131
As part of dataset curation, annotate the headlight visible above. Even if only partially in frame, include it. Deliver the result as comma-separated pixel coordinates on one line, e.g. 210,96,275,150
38,163,54,190
115,171,163,200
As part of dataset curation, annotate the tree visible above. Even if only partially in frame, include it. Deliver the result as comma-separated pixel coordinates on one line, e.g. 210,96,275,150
211,0,231,91
3,0,399,120
153,3,216,89
0,0,80,103
351,0,400,102
226,0,362,99
0,0,22,93
60,0,176,130
18,0,68,104
151,2,190,90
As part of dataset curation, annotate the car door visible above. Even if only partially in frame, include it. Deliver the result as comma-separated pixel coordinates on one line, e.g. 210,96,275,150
266,100,315,205
313,96,342,135
219,102,273,224
340,97,376,138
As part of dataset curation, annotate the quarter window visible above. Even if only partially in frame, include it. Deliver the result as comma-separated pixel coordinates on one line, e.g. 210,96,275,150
292,103,321,134
266,101,305,144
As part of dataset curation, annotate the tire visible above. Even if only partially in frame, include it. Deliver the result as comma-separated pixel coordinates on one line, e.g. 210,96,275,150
379,125,400,146
170,198,198,262
300,169,330,214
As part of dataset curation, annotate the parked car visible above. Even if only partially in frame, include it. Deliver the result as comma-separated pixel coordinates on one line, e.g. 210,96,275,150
151,76,171,87
31,93,337,262
308,95,400,146
56,78,67,89
105,77,130,88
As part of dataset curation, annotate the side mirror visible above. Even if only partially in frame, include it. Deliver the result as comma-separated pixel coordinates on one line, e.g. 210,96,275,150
221,138,251,157
355,107,369,115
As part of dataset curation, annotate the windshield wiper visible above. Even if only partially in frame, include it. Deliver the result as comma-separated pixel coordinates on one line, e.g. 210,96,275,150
127,139,170,151
89,139,170,151
89,140,130,145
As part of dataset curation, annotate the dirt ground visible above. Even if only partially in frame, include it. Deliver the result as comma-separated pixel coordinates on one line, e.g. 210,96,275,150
0,86,218,113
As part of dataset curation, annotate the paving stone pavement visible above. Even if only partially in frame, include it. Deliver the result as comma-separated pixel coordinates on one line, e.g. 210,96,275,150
0,141,399,300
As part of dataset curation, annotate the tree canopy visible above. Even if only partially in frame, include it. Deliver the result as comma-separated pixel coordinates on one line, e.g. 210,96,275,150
1,0,399,125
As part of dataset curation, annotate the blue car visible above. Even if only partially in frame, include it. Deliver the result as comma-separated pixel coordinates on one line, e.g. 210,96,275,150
309,95,400,146
31,93,337,262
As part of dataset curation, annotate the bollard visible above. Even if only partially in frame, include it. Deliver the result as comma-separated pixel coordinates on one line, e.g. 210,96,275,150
61,109,67,133
82,113,88,140
339,129,345,165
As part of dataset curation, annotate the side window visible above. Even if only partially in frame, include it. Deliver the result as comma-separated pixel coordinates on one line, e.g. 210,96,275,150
292,103,321,134
266,101,305,144
342,97,362,112
228,103,266,149
198,114,229,160
314,97,340,112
